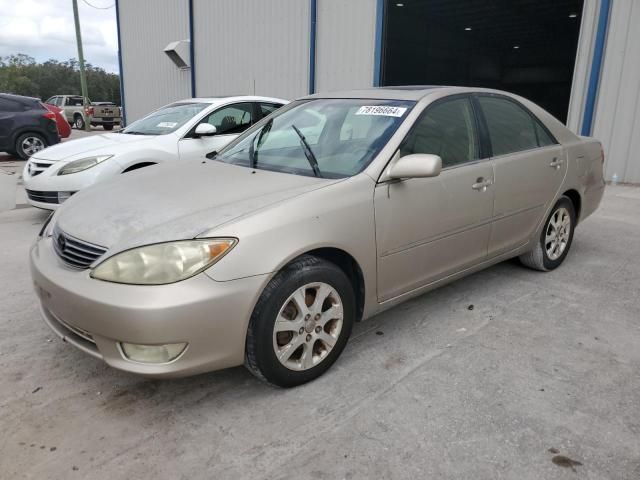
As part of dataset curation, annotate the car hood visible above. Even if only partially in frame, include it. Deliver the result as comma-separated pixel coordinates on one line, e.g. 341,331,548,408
31,133,161,162
55,159,338,252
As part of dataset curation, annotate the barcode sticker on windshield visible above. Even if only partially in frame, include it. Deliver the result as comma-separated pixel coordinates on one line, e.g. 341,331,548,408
157,122,177,128
355,106,407,117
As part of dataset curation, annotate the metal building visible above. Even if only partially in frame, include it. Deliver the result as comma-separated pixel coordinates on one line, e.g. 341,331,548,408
115,0,640,183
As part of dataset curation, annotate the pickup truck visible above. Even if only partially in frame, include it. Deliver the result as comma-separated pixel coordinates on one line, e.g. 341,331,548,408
44,95,122,130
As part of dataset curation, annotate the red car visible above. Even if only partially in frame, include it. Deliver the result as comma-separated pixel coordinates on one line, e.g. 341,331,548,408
44,103,71,138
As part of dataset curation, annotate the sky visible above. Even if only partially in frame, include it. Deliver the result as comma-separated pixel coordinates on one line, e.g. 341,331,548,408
0,0,119,73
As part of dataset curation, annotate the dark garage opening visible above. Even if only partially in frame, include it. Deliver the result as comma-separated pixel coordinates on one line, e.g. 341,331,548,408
381,0,584,123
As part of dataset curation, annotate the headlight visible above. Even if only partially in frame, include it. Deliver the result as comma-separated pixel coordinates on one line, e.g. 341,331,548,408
91,238,237,285
58,155,113,175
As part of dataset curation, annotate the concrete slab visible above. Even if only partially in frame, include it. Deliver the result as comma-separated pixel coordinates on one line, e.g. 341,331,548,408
0,186,639,479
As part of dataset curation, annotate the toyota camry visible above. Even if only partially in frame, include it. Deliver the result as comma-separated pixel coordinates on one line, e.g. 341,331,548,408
30,87,605,387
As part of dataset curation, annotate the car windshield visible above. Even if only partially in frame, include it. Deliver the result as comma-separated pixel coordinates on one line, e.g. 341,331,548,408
215,99,415,178
122,102,210,135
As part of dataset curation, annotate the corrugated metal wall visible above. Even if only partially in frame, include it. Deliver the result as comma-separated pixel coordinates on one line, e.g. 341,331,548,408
592,0,640,183
566,0,599,135
315,0,377,93
118,0,191,122
192,0,310,100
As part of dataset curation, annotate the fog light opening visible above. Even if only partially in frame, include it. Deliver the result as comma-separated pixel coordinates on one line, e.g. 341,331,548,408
57,191,75,203
119,342,188,364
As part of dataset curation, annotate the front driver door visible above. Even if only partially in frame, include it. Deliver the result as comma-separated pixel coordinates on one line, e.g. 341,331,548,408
375,96,495,302
178,102,255,160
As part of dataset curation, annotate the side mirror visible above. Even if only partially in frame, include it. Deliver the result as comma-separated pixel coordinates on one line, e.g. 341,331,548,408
389,153,442,179
194,123,217,137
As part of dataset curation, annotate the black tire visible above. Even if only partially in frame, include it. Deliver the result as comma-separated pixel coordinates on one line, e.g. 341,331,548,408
103,124,114,131
73,114,85,130
15,133,47,160
245,255,355,388
519,196,576,271
4,149,18,157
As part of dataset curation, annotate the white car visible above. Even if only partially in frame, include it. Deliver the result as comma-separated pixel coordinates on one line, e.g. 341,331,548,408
23,96,287,209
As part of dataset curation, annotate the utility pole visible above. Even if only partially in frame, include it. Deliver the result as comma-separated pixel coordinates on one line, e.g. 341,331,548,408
72,0,91,131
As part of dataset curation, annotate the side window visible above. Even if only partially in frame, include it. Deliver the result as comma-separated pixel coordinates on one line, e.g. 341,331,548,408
400,97,478,168
478,96,542,156
67,97,84,106
535,121,556,147
259,102,283,119
203,103,253,135
0,98,23,112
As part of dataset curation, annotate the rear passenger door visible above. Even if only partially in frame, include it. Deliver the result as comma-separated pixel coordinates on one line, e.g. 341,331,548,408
0,97,23,150
475,94,566,257
374,96,495,301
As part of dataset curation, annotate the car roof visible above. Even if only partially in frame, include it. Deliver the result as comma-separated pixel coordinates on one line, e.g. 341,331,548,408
301,86,513,101
173,96,289,105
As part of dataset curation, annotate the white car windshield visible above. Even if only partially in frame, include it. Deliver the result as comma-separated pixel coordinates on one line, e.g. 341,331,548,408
122,102,210,136
215,99,415,178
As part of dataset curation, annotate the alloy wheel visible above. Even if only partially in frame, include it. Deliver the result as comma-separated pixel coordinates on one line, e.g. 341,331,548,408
21,136,45,156
272,282,344,371
545,206,571,260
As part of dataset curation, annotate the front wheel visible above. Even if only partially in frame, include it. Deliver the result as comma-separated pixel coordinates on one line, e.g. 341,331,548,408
519,196,576,271
103,124,114,131
245,255,355,387
74,114,85,130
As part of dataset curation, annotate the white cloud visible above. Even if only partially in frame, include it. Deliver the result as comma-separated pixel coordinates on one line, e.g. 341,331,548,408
0,0,119,73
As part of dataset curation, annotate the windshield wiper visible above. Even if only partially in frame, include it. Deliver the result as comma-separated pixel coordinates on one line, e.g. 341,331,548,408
249,118,273,169
291,125,322,178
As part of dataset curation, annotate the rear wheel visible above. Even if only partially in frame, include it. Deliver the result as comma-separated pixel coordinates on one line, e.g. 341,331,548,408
519,196,576,271
73,114,85,130
15,133,47,159
245,255,355,387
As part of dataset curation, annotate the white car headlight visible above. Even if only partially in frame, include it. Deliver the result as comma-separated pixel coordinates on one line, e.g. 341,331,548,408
91,238,237,285
58,155,113,175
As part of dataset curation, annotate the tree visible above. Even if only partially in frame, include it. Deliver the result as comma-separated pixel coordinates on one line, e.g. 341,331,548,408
0,54,121,105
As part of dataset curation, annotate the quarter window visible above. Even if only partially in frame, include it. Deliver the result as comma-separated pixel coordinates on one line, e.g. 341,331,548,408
478,96,555,156
202,103,253,135
400,97,478,168
535,121,556,147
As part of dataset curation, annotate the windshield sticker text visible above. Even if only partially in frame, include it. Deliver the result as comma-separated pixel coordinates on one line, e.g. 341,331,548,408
355,106,407,117
157,122,177,128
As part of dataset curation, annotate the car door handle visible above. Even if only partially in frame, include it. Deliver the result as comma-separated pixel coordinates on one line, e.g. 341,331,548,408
472,177,493,191
549,157,564,169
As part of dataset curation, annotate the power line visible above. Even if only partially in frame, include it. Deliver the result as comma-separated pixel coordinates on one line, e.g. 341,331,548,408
81,0,114,9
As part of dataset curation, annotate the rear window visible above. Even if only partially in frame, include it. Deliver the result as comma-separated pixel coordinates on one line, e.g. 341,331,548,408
478,96,556,156
0,98,24,112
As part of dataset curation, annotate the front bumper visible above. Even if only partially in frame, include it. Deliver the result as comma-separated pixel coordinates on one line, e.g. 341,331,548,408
23,157,123,209
30,237,268,377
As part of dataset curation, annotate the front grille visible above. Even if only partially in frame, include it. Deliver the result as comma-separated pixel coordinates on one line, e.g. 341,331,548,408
52,225,107,269
27,189,76,205
26,158,56,177
26,189,59,204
